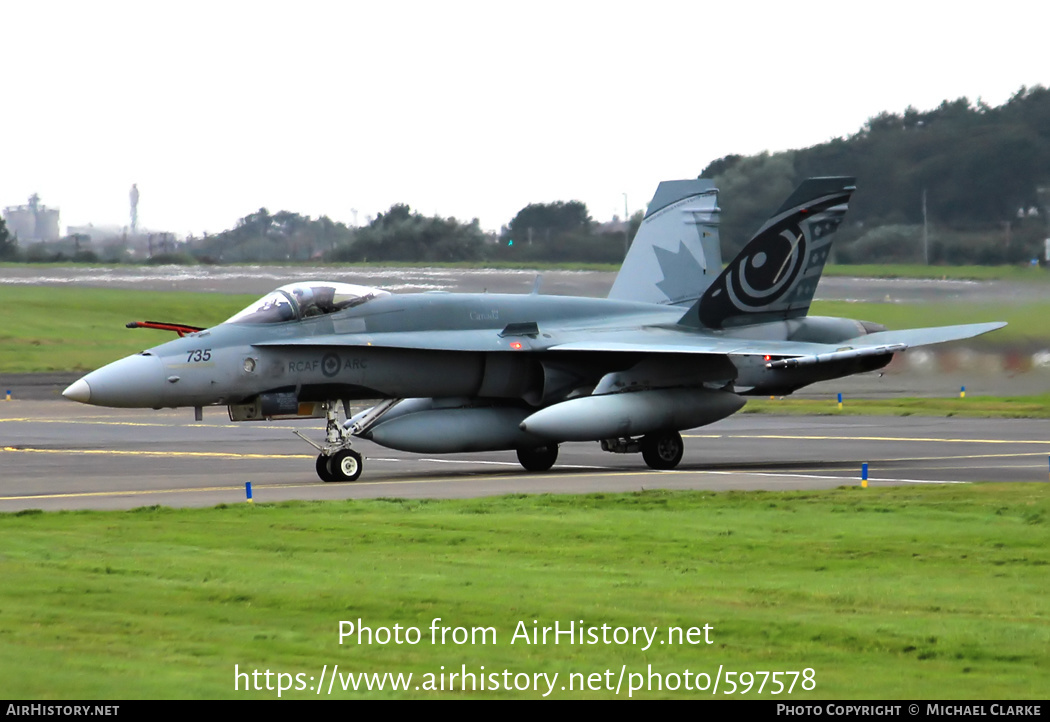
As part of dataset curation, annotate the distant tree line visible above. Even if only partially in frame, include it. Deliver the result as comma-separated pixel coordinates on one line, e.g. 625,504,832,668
701,86,1050,264
192,209,353,263
0,217,102,262
488,200,639,264
5,86,1047,266
195,200,637,265
0,217,16,260
327,204,485,263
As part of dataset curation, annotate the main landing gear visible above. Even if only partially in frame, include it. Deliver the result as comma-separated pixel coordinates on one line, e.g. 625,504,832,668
640,430,684,470
601,430,684,470
516,443,559,472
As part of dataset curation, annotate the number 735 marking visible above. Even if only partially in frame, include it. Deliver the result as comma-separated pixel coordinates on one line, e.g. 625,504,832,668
187,349,212,362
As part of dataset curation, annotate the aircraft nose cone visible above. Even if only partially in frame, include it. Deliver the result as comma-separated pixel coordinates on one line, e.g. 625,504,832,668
62,378,91,403
66,353,166,407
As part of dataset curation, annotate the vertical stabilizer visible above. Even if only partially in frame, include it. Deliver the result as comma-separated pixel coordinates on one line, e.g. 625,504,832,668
684,177,855,329
607,179,721,306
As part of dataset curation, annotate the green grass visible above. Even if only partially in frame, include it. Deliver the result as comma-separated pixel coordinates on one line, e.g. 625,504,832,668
823,264,1050,282
0,287,1040,374
0,287,255,372
744,394,1050,418
0,486,1046,699
809,300,1043,344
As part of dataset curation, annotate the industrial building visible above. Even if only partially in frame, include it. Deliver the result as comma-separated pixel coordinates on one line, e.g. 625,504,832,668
2,194,60,241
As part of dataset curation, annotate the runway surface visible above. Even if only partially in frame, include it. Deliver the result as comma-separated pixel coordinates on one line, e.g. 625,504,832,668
2,401,1047,512
3,263,1049,304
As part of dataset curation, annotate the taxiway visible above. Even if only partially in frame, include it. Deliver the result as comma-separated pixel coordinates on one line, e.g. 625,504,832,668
2,401,1047,511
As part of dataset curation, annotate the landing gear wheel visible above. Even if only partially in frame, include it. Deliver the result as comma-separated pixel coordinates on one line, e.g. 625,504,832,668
641,431,683,470
316,453,336,482
516,444,559,472
329,449,363,482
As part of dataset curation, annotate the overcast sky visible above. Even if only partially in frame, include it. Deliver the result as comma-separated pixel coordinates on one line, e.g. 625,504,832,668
4,0,1047,236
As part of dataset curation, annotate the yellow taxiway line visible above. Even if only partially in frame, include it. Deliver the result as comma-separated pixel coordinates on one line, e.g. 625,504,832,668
685,433,1050,445
1,447,311,460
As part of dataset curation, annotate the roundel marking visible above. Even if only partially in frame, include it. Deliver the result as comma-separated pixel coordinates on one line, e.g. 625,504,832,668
321,352,341,378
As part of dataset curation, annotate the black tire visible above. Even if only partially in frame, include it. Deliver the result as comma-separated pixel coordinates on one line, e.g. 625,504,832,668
316,453,336,482
329,449,363,482
641,431,683,470
516,444,559,472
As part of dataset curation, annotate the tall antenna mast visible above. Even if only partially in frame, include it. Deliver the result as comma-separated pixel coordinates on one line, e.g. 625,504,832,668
130,184,140,235
922,187,928,265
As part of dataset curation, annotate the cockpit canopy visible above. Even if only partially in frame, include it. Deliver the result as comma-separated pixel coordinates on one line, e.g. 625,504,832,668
225,282,390,324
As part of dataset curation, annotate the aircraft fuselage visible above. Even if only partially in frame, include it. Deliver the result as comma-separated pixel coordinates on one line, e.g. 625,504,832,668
66,291,887,411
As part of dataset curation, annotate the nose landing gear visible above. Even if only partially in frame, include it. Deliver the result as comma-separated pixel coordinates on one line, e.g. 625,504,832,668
294,400,366,482
316,448,363,482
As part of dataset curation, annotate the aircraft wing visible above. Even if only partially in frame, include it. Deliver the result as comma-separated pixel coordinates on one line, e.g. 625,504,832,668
253,329,758,354
254,327,857,356
555,321,1004,354
762,322,1006,369
253,327,845,359
253,321,1005,360
838,322,1006,349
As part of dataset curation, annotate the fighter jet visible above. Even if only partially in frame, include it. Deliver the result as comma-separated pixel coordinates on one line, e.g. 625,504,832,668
63,177,1004,482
